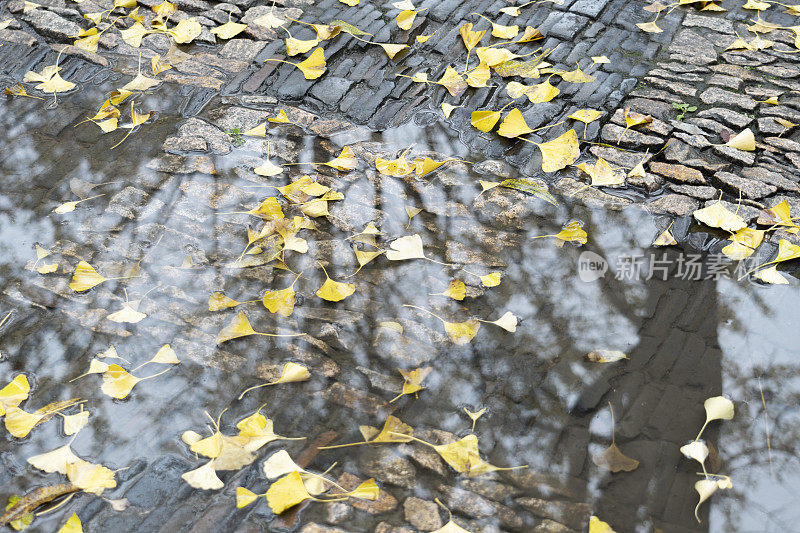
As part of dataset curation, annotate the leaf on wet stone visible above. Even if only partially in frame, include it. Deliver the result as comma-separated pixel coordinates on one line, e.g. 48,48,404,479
465,61,491,88
101,364,166,399
592,55,610,63
487,311,517,332
593,441,639,473
441,103,460,118
69,261,106,291
208,292,241,312
182,460,224,490
262,276,300,317
330,19,372,37
6,399,79,438
236,487,261,508
653,223,677,246
480,272,502,287
586,350,629,363
497,109,534,138
57,513,82,533
464,407,486,431
438,65,468,96
554,221,588,244
376,42,408,59
444,319,481,345
263,450,304,480
743,0,770,9
397,9,423,30
107,301,147,324
637,19,663,33
349,479,380,500
62,409,90,435
169,18,202,44
724,128,756,151
254,10,288,29
23,63,75,94
471,109,502,133
721,228,764,261
211,17,247,40
0,375,30,415
285,35,320,56
386,234,426,260
238,362,310,399
500,178,557,205
569,108,603,137
577,157,624,187
459,22,486,54
693,202,747,233
536,129,580,173
120,22,150,47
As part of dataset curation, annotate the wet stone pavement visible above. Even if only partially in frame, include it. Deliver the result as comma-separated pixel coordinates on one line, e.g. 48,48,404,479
1,0,800,532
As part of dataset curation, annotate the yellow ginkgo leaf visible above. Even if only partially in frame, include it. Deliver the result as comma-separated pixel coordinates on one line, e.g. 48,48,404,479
120,22,149,47
262,277,299,317
592,56,610,64
559,67,595,83
526,79,561,103
637,20,663,33
169,18,202,43
724,128,756,151
211,19,247,40
266,471,313,514
62,410,90,435
66,460,117,495
238,362,310,400
696,396,734,440
497,108,534,138
323,146,358,170
721,228,764,260
23,64,75,94
4,406,45,438
149,344,180,365
191,430,224,459
107,302,147,324
340,0,359,4
58,513,82,533
459,22,485,53
268,47,326,80
254,159,284,176
488,311,517,332
397,9,419,30
349,479,380,500
432,280,466,300
237,486,261,508
464,407,487,431
755,265,789,284
28,444,81,474
555,221,588,244
100,365,142,399
208,292,241,312
316,266,356,302
182,460,224,490
589,516,616,533
569,108,603,137
438,65,467,96
263,450,303,479
480,272,502,287
416,32,435,42
69,261,107,292
390,366,432,402
653,226,677,246
536,129,580,172
585,350,629,363
743,0,770,9
465,61,491,88
377,43,408,59
441,103,460,118
386,234,425,260
444,319,480,345
577,157,624,187
253,10,287,28
216,311,257,343
693,202,747,232
593,442,639,472
286,36,320,56
0,375,30,416
470,109,501,133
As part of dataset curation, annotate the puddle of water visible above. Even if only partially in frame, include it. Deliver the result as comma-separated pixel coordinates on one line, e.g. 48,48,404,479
0,80,799,533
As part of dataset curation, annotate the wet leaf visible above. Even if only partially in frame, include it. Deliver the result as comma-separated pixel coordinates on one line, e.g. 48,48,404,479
497,109,534,138
432,280,466,300
209,292,241,312
0,375,30,416
386,234,425,260
254,10,287,29
525,79,561,103
444,319,481,345
465,61,491,88
592,55,610,63
592,442,639,472
585,350,629,363
211,18,247,40
432,519,472,533
120,22,149,47
27,444,80,475
438,65,467,96
488,311,517,332
147,344,180,366
680,440,709,468
693,202,747,232
377,43,408,59
69,261,105,291
349,478,379,500
577,157,624,187
743,0,770,9
182,460,224,490
239,362,310,399
464,407,486,431
441,103,460,118
470,109,501,133
254,159,284,176
536,129,580,172
57,513,81,533
316,268,356,302
266,471,312,514
330,19,371,36
100,365,142,399
262,277,299,317
694,476,732,522
397,9,421,30
589,516,616,533
62,410,90,435
65,460,117,495
169,18,202,44
480,272,502,287
636,20,663,33
323,146,358,170
721,228,764,261
459,23,486,53
236,486,261,508
23,63,75,94
286,36,320,56
107,302,146,324
559,66,595,83
263,449,304,479
755,265,789,284
724,128,755,151
392,367,432,401
500,178,558,205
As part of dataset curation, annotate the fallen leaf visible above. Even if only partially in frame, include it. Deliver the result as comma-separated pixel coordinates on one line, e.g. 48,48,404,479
58,513,82,533
470,109,502,133
577,157,624,187
755,265,789,284
589,516,616,533
238,362,310,400
0,375,30,416
497,108,534,138
464,407,486,431
721,228,764,261
693,202,747,232
432,280,466,300
386,234,425,260
696,396,734,440
586,350,628,363
266,471,312,514
27,444,81,475
724,128,755,151
536,130,580,172
182,460,224,490
169,18,202,44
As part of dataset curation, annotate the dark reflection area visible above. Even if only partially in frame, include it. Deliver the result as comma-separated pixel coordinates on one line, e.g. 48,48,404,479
0,81,799,533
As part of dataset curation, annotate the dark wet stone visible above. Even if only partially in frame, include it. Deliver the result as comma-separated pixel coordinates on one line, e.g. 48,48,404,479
649,162,706,185
543,12,589,39
696,107,753,129
516,497,591,530
668,184,717,200
699,87,757,111
741,166,800,193
554,178,632,210
601,124,664,149
682,13,734,34
668,29,717,65
712,171,777,199
712,145,756,166
571,0,612,18
310,76,353,106
645,194,700,216
20,9,80,41
358,448,417,489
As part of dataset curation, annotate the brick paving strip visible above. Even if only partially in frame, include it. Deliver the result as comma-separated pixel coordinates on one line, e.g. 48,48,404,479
1,0,800,532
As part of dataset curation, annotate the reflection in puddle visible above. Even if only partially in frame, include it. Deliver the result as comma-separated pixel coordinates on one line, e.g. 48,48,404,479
0,84,799,533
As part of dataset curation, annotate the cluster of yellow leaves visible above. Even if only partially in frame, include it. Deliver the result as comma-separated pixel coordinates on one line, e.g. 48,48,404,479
180,408,305,490
1,374,85,439
70,344,177,399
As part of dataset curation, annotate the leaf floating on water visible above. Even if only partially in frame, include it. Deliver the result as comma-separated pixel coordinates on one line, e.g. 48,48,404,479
500,178,557,206
101,364,151,399
316,265,356,302
390,367,432,402
592,403,639,473
696,396,734,440
463,407,486,431
485,311,517,332
693,202,747,233
27,444,81,475
61,409,90,435
106,302,146,324
208,292,241,312
480,272,502,287
323,146,358,171
23,62,75,94
653,224,677,247
238,362,310,399
577,157,624,187
216,310,302,343
721,227,764,261
443,319,481,345
694,475,733,523
263,449,304,479
266,471,313,514
321,415,414,449
589,516,616,533
585,350,629,363
57,513,82,533
680,440,709,472
236,486,262,508
0,375,30,416
432,280,466,301
53,193,105,214
262,275,300,316
755,265,789,284
386,234,426,260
